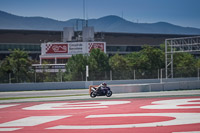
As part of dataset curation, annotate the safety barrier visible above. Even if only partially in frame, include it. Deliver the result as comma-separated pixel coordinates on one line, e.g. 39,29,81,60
0,78,199,92
109,80,200,94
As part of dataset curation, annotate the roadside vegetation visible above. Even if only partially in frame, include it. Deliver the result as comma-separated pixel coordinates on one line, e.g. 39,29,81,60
0,44,200,83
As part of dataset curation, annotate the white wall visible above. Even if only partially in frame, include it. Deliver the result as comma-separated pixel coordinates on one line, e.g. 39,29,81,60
0,78,199,92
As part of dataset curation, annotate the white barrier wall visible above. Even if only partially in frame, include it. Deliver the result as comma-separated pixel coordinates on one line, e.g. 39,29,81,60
0,78,199,92
41,42,106,56
109,81,200,94
110,84,150,93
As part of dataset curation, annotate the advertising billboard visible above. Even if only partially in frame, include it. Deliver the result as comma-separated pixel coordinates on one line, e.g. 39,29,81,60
68,43,85,54
88,42,105,53
46,44,68,54
41,42,106,56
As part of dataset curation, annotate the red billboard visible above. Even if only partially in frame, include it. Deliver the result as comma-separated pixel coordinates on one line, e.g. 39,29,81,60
88,43,105,53
46,44,68,54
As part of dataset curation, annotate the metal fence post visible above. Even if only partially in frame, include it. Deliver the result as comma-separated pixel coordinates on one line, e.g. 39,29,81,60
60,71,62,82
9,73,11,84
134,70,136,80
110,70,112,81
160,69,163,83
34,72,37,83
86,65,89,81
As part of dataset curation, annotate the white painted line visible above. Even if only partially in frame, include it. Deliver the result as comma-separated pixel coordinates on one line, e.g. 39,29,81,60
0,128,21,131
0,104,19,109
48,113,200,129
172,131,200,133
23,101,131,110
0,116,71,127
141,98,200,109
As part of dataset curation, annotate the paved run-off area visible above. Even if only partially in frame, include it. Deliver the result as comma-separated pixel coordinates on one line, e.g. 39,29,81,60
0,91,200,133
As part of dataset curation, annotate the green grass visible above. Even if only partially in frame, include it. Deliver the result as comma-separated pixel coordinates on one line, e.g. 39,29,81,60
0,88,87,92
0,94,88,100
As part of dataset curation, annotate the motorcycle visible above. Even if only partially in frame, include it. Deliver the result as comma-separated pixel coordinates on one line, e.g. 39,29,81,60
90,87,112,98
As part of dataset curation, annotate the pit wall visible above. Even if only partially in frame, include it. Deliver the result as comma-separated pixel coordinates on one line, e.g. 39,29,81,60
0,78,199,93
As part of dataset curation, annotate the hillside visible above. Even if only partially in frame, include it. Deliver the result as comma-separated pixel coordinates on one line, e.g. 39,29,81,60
0,10,200,35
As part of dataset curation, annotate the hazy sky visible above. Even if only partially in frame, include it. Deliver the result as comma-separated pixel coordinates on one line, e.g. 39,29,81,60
0,0,200,28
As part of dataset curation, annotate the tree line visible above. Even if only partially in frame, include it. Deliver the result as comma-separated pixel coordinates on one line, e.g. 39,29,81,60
0,45,199,83
65,44,199,81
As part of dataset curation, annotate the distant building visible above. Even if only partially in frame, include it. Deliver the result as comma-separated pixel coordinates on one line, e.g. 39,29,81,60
0,29,194,62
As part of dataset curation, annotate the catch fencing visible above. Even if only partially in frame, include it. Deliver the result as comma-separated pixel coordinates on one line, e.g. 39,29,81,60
0,68,199,83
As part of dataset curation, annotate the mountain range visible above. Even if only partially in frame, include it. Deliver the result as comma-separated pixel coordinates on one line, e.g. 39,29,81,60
0,10,200,35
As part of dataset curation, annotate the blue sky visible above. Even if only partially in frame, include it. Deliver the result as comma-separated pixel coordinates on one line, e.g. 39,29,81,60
0,0,200,28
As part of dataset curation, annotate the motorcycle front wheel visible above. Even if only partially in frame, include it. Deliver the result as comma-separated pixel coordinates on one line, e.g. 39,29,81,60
106,90,112,97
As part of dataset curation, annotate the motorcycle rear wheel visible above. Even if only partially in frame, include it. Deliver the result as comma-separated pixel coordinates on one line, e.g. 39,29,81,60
90,92,97,98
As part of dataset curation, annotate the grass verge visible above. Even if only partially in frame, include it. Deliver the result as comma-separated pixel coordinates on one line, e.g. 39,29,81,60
0,94,88,100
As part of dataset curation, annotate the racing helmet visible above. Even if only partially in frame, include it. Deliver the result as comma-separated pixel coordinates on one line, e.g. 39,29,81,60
102,82,107,87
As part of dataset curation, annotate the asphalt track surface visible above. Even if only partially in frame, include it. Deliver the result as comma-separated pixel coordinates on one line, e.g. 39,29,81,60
0,90,200,133
1,89,200,103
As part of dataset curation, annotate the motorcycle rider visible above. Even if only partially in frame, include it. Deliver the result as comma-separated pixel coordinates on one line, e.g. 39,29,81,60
96,82,108,94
